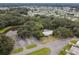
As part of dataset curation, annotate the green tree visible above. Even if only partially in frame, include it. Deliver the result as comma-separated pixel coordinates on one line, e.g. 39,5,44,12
33,30,44,39
73,27,79,37
17,21,44,39
24,21,43,31
53,27,73,39
17,29,32,39
0,34,15,55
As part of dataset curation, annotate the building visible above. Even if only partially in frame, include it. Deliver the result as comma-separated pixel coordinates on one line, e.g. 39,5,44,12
42,29,53,36
66,41,79,55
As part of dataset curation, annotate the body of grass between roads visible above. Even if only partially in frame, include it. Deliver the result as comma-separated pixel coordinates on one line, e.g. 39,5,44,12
11,48,23,54
11,43,37,54
27,48,50,55
58,37,78,55
26,43,37,49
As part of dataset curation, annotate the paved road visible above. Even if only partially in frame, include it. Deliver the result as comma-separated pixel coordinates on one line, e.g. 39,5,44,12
13,38,72,55
46,38,71,55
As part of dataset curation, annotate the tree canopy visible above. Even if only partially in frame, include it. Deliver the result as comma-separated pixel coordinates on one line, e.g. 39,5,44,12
0,34,15,55
17,21,44,39
53,27,73,39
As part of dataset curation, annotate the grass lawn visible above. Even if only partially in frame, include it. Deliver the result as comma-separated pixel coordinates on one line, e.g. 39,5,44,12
27,48,50,55
11,48,23,54
26,43,37,49
0,26,14,34
58,37,78,55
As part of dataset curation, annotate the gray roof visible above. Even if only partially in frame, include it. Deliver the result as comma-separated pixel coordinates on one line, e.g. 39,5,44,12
68,46,79,55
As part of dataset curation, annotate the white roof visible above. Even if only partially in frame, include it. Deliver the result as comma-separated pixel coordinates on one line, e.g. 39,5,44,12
43,29,53,36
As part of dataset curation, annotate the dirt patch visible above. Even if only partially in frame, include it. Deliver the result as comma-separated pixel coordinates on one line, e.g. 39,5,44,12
40,36,58,44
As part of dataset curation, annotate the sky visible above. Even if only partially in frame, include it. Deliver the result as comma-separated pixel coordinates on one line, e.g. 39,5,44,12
0,0,79,3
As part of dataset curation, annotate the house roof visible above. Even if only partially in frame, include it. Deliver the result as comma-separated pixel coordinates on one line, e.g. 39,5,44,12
68,46,79,55
66,41,79,55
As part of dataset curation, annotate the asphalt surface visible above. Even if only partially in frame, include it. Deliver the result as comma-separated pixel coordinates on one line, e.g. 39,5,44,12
13,38,72,55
